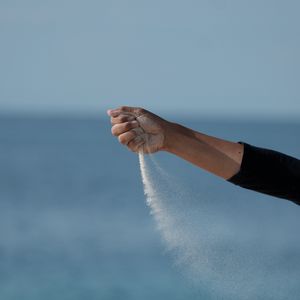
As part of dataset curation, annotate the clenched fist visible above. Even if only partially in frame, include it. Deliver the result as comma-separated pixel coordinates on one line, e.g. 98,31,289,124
107,106,171,154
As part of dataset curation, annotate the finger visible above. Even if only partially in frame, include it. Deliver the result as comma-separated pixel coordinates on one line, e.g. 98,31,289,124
110,114,136,125
118,130,137,145
108,106,146,118
127,136,145,152
111,121,139,136
107,109,120,117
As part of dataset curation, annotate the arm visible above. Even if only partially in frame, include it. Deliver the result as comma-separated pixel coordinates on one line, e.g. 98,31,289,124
107,106,243,179
108,106,300,205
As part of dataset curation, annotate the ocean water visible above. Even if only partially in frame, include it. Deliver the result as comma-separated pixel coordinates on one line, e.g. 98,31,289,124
0,115,299,300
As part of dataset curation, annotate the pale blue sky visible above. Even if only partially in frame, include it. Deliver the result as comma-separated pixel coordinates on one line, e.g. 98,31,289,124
1,0,300,119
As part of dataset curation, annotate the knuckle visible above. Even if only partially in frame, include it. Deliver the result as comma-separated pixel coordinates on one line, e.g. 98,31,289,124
124,121,133,130
119,116,127,122
137,107,146,114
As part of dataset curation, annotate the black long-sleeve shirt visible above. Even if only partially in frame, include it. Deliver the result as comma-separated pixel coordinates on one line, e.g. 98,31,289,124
227,143,300,206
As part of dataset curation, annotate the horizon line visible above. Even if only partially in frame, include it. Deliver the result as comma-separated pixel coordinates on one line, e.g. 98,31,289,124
0,110,299,124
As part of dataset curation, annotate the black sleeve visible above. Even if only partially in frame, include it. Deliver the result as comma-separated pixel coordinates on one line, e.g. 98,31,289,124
227,142,300,206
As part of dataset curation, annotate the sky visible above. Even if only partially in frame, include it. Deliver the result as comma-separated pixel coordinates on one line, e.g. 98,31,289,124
1,0,300,119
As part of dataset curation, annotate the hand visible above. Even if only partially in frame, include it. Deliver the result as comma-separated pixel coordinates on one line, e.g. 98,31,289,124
107,106,170,154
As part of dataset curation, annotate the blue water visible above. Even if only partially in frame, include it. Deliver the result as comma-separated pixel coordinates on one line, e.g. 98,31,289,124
0,115,299,300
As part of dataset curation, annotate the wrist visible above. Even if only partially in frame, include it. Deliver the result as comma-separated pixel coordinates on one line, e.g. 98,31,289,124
161,122,191,153
160,121,175,152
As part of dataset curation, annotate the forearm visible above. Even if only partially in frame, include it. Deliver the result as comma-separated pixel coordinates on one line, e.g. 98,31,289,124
163,122,243,180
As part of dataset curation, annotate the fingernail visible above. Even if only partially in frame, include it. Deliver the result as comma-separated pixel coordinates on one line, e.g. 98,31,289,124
107,109,119,117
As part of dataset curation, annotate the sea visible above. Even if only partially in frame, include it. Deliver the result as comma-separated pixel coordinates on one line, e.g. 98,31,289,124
0,114,299,300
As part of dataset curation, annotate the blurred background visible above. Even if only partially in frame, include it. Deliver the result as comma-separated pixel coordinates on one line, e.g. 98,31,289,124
0,1,300,299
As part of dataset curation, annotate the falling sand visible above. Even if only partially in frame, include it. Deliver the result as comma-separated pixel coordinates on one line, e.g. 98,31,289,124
138,152,300,300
